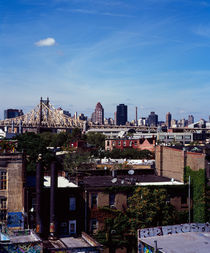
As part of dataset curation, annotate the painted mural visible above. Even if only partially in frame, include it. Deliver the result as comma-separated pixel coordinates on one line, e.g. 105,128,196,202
7,212,24,228
1,242,42,253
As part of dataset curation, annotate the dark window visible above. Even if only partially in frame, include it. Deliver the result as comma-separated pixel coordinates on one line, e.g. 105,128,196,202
0,198,7,221
109,193,115,206
181,194,188,205
69,197,76,211
0,171,7,190
90,218,98,234
91,193,98,208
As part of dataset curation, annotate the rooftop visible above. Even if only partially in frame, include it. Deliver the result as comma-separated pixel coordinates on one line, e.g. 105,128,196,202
83,174,176,188
140,232,210,253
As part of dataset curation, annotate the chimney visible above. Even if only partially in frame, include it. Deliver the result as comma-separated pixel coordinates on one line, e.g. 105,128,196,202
36,161,44,235
50,161,57,237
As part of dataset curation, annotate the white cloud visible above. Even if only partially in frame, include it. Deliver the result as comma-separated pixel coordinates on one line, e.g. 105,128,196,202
35,37,56,47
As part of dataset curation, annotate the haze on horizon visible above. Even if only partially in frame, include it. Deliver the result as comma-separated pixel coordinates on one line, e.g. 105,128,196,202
0,0,210,121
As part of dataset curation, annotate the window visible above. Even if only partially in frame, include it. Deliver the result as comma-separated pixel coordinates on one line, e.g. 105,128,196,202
69,197,76,211
184,135,191,140
123,141,126,146
0,170,7,190
129,141,132,147
90,218,98,234
0,198,7,221
107,141,110,146
118,141,121,146
109,193,115,207
69,220,76,235
91,193,98,208
181,194,188,205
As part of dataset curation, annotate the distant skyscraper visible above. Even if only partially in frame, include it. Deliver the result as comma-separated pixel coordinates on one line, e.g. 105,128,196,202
116,104,127,125
166,112,172,128
188,115,194,125
4,109,23,119
148,112,158,127
92,102,104,124
135,106,138,125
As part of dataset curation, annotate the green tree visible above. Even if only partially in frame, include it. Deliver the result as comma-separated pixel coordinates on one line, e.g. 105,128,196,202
127,187,177,228
86,132,105,149
63,151,90,176
95,187,178,253
103,148,154,160
16,132,54,172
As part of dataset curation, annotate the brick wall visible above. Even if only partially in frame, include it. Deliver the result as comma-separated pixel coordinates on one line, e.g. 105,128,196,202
155,146,206,182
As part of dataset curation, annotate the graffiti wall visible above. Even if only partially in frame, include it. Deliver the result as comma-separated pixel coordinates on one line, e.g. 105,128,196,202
1,242,43,253
7,212,24,228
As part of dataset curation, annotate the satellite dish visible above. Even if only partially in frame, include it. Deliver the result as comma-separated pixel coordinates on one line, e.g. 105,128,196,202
128,170,134,175
111,178,117,183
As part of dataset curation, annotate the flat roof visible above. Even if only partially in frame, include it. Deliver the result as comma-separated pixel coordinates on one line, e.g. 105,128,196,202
9,230,41,244
139,232,210,253
83,175,175,188
60,237,90,248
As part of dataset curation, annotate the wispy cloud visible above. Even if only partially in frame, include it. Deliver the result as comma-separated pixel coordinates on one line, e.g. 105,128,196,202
57,8,135,18
194,25,210,38
35,37,56,47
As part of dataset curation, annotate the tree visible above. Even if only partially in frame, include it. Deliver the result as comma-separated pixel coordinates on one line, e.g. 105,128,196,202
16,132,54,172
86,132,105,149
63,151,90,176
103,148,154,160
127,187,177,228
95,187,178,253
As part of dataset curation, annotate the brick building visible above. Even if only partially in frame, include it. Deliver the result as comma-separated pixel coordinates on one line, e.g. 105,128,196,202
105,137,156,152
0,153,25,226
82,174,189,236
155,146,208,182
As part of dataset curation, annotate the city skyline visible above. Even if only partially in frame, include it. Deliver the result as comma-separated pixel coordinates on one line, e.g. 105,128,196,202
1,99,210,124
1,0,210,121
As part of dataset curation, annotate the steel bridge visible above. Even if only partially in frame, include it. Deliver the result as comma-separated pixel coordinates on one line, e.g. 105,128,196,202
0,98,86,133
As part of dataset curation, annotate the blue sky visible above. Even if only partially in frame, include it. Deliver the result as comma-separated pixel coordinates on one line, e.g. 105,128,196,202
0,0,210,121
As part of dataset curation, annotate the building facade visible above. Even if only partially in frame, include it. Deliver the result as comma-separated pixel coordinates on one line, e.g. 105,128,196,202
4,109,23,119
105,137,156,152
148,112,158,127
116,104,127,125
166,112,172,128
92,103,104,125
0,153,25,226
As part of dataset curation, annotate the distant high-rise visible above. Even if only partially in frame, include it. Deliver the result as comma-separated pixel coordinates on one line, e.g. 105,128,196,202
4,109,23,119
92,102,104,124
188,115,194,125
166,112,172,128
116,104,127,125
148,112,158,127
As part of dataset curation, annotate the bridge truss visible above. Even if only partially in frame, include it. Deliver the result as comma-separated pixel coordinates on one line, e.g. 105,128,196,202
0,98,85,131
